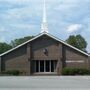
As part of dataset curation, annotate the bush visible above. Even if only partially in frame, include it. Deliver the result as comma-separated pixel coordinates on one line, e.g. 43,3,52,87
62,68,90,75
2,70,21,76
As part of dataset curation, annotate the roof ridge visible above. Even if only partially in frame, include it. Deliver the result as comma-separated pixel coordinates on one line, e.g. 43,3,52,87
0,32,89,57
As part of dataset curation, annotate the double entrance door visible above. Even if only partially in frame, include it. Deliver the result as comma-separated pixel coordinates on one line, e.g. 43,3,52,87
34,60,57,73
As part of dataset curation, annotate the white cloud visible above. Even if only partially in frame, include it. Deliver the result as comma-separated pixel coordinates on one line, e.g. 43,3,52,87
0,37,6,42
67,24,82,33
10,23,37,29
0,27,7,32
0,0,31,3
0,0,90,52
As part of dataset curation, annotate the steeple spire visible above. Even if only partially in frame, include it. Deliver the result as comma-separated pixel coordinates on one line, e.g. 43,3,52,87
41,0,48,33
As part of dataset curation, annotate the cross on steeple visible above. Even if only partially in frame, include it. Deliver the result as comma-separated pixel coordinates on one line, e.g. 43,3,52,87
41,0,48,33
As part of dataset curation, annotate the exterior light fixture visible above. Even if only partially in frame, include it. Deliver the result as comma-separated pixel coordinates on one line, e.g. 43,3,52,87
43,48,48,55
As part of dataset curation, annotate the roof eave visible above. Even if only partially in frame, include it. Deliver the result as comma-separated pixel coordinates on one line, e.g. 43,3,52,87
0,32,89,57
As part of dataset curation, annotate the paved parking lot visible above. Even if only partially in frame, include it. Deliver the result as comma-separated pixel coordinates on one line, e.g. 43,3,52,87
0,76,90,90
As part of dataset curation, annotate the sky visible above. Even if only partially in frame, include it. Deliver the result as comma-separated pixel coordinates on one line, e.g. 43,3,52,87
0,0,90,52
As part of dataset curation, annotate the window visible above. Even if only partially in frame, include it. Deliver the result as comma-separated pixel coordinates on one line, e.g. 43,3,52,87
34,60,57,73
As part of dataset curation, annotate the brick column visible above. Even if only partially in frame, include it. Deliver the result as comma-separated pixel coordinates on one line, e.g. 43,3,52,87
0,57,1,72
62,45,66,68
57,43,63,75
27,43,31,75
57,58,62,75
88,56,90,70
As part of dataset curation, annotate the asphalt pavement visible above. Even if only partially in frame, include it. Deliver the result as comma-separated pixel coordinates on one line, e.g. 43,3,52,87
0,76,90,90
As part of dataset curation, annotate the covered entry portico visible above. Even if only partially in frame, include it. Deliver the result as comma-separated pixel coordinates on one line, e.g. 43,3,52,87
32,60,58,75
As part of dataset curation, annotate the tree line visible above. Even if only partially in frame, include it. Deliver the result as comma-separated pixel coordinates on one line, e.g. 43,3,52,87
0,36,34,54
0,34,87,54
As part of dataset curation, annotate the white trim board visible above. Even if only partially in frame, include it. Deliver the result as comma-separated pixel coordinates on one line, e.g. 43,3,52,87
0,32,89,56
66,60,84,63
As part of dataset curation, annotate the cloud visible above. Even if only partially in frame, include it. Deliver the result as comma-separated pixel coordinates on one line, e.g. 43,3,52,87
0,0,90,52
0,27,6,32
0,37,6,42
67,24,82,33
10,23,38,30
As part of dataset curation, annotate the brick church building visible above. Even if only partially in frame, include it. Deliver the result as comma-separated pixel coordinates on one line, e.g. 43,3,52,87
0,0,90,75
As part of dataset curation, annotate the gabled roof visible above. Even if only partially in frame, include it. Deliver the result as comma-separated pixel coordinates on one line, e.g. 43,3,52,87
0,32,89,57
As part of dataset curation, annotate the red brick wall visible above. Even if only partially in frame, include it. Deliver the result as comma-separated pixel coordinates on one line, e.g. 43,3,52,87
0,34,89,75
31,35,62,60
65,46,88,69
1,45,30,75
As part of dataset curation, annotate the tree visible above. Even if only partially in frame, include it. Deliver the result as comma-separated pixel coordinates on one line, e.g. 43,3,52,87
0,36,34,54
10,36,34,47
0,43,12,54
66,34,87,52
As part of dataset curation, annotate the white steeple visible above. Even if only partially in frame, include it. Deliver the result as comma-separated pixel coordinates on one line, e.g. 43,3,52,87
41,0,48,33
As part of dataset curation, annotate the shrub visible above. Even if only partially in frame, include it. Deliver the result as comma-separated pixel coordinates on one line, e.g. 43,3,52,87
62,68,90,75
2,70,21,76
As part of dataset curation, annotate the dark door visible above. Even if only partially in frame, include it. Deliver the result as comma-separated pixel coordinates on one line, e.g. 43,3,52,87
46,60,50,72
40,61,44,72
34,60,57,73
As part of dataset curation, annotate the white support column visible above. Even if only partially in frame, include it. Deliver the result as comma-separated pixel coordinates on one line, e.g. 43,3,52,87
44,60,46,72
50,60,51,72
54,61,57,72
34,61,36,72
39,61,40,72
